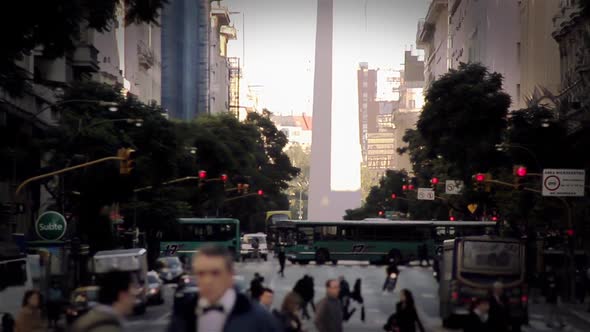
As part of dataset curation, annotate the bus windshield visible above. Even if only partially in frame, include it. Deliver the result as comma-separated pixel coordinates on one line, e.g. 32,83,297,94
461,241,521,273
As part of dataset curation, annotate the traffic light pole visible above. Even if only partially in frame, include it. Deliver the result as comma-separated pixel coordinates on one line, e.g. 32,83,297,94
15,156,125,196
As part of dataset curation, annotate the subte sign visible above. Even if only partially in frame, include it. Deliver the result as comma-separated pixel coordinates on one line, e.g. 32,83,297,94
542,169,585,197
417,188,435,200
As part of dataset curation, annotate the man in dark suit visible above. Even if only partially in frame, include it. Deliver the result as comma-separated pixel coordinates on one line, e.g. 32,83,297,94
168,245,281,332
488,282,509,332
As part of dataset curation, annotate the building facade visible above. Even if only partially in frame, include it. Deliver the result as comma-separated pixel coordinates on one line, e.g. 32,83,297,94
210,5,236,114
553,0,590,134
416,0,448,89
518,0,561,109
161,0,211,120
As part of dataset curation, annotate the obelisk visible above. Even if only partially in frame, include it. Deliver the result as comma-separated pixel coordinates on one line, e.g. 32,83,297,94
308,0,334,221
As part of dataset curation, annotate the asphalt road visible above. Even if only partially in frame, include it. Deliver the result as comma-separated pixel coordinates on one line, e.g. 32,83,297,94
125,260,590,332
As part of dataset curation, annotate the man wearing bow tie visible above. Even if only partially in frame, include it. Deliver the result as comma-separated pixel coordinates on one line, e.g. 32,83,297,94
168,245,281,332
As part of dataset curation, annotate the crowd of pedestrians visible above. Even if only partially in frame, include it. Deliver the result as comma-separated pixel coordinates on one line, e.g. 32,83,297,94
10,243,561,332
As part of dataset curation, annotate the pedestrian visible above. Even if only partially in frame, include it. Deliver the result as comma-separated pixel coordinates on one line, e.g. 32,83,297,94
14,290,46,332
47,280,63,329
350,278,365,322
293,275,315,320
273,292,303,332
544,266,565,328
338,276,352,319
314,279,343,332
383,259,400,291
575,268,586,304
418,244,429,267
259,288,274,311
383,289,424,332
250,273,265,301
487,282,509,332
71,270,136,332
463,299,491,332
168,245,281,332
278,247,287,277
252,238,261,261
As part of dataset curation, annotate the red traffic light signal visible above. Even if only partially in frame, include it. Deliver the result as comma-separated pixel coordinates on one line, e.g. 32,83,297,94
402,185,408,191
220,174,228,182
449,216,456,221
378,211,384,216
408,184,415,190
391,193,397,199
566,229,575,236
431,177,439,185
475,173,485,182
516,166,527,177
492,216,498,221
198,170,207,180
257,189,264,196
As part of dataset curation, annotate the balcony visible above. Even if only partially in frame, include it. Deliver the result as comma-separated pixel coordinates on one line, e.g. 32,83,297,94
71,44,99,73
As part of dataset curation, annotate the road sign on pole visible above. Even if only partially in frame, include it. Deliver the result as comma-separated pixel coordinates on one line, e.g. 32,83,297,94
417,188,435,200
35,211,67,241
445,180,464,195
542,169,585,197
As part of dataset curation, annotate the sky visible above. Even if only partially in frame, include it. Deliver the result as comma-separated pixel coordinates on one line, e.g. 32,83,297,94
224,0,429,191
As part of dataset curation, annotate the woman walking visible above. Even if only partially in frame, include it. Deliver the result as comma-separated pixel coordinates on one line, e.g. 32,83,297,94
273,292,304,332
15,290,46,332
383,289,425,332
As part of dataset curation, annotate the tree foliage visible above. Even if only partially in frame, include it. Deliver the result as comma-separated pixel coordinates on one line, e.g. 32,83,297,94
40,82,298,253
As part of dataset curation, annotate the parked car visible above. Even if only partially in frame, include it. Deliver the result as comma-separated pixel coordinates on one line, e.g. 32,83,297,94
65,286,99,325
156,256,184,283
147,271,164,305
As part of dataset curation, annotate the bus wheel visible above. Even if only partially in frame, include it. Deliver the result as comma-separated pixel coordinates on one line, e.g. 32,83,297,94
299,260,309,265
315,249,329,265
387,249,402,263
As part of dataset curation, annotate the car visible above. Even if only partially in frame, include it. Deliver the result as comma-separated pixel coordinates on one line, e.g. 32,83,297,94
65,286,99,325
155,256,184,283
146,272,164,305
240,233,269,261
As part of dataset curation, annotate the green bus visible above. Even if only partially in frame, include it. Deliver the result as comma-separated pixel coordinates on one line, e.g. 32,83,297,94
284,220,496,265
160,218,240,262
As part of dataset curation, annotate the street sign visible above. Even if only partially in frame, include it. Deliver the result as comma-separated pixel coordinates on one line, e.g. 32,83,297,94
417,188,435,200
542,169,585,197
445,180,464,195
35,211,67,241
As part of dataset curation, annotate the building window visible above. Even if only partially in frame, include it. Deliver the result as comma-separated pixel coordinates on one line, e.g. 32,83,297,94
516,42,521,64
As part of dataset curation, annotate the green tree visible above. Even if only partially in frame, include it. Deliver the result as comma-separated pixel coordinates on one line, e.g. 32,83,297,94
285,143,310,219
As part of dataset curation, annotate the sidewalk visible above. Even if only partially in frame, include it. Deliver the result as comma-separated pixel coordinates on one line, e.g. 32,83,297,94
526,299,590,331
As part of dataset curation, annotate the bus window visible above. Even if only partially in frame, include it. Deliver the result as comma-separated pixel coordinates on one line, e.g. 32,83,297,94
358,227,376,240
338,226,356,240
297,227,313,244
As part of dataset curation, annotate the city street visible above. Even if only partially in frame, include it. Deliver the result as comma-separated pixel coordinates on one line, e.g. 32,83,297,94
125,260,590,332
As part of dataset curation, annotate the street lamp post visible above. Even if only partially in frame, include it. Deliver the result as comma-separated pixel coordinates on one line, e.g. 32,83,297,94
495,143,542,171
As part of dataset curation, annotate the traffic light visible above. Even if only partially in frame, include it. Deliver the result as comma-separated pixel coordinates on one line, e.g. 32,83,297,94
220,174,228,183
237,183,244,193
473,173,492,192
449,216,456,221
118,148,136,175
513,165,527,190
243,183,250,194
391,193,397,199
431,177,439,188
378,210,384,217
408,184,415,191
198,170,207,180
402,185,408,191
257,189,264,196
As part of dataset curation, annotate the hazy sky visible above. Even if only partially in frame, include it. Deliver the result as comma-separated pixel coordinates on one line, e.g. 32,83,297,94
224,0,429,191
